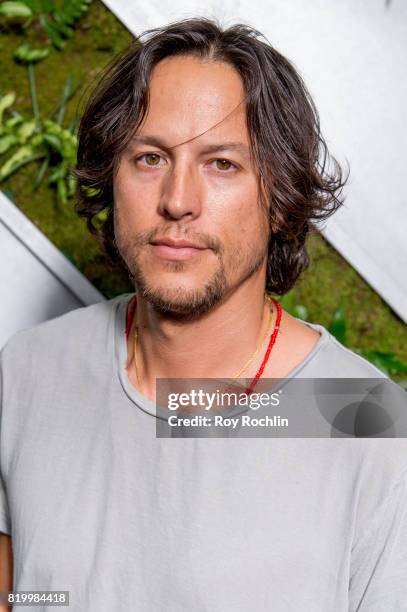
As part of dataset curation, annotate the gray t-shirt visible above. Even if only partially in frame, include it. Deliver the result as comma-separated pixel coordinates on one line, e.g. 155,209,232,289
1,292,407,611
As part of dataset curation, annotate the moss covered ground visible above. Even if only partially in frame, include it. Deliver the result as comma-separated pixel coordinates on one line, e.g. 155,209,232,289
1,0,406,382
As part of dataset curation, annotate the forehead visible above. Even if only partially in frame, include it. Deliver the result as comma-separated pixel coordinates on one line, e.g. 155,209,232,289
136,55,249,147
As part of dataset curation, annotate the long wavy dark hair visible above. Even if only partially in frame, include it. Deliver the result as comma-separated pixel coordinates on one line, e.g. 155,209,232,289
72,17,348,295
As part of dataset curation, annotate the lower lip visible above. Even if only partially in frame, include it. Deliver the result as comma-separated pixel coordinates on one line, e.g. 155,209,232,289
151,244,208,260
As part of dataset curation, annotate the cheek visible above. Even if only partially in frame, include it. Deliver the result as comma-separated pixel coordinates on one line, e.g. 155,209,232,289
115,158,159,202
113,166,157,232
209,182,266,242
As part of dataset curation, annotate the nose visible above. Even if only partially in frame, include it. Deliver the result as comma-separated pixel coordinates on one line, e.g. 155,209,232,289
158,160,202,221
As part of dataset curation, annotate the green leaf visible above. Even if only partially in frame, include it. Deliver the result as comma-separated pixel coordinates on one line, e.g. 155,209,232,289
40,0,55,12
57,177,67,204
44,118,63,134
30,133,44,147
52,9,74,36
81,185,101,198
48,164,66,183
63,4,84,20
94,207,108,223
25,0,47,11
66,171,76,196
56,0,92,27
4,115,24,129
60,137,76,162
0,134,18,154
17,119,36,143
0,1,32,17
40,15,66,49
14,43,50,63
51,73,84,125
23,0,41,10
360,351,407,376
328,304,347,345
0,145,43,180
33,155,49,190
0,92,16,127
56,6,75,25
43,133,63,152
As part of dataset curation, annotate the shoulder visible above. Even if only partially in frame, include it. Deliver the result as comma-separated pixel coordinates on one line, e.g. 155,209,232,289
0,294,125,372
288,317,407,436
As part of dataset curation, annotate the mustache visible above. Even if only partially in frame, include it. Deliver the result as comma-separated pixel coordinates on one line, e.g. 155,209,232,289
134,227,223,253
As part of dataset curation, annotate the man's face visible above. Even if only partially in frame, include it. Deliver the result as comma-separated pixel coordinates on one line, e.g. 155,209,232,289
113,54,270,318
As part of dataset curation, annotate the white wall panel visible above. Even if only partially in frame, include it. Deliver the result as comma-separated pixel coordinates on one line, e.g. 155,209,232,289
0,192,104,348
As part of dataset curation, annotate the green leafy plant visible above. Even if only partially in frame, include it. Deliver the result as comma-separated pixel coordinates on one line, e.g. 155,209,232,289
279,290,407,382
0,70,82,204
0,0,92,50
0,0,90,203
326,302,407,378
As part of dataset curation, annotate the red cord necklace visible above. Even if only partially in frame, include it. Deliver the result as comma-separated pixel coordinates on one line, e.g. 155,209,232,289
125,294,282,396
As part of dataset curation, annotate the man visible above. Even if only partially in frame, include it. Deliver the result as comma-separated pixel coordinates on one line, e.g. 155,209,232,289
1,17,406,612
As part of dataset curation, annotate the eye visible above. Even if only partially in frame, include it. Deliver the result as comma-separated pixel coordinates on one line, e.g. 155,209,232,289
211,159,237,172
135,153,166,168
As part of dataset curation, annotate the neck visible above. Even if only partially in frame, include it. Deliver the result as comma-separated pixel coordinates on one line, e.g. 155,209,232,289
126,279,277,400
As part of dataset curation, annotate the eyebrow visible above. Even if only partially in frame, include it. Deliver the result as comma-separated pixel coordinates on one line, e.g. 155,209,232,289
128,135,251,160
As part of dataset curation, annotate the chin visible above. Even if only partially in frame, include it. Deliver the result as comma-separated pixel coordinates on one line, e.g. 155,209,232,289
136,278,226,320
139,287,202,315
132,258,228,318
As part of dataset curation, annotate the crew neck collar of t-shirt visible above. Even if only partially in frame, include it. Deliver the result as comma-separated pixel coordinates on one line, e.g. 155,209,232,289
114,292,330,420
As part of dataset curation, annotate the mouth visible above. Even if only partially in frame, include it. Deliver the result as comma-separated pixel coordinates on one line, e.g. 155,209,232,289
149,243,209,261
